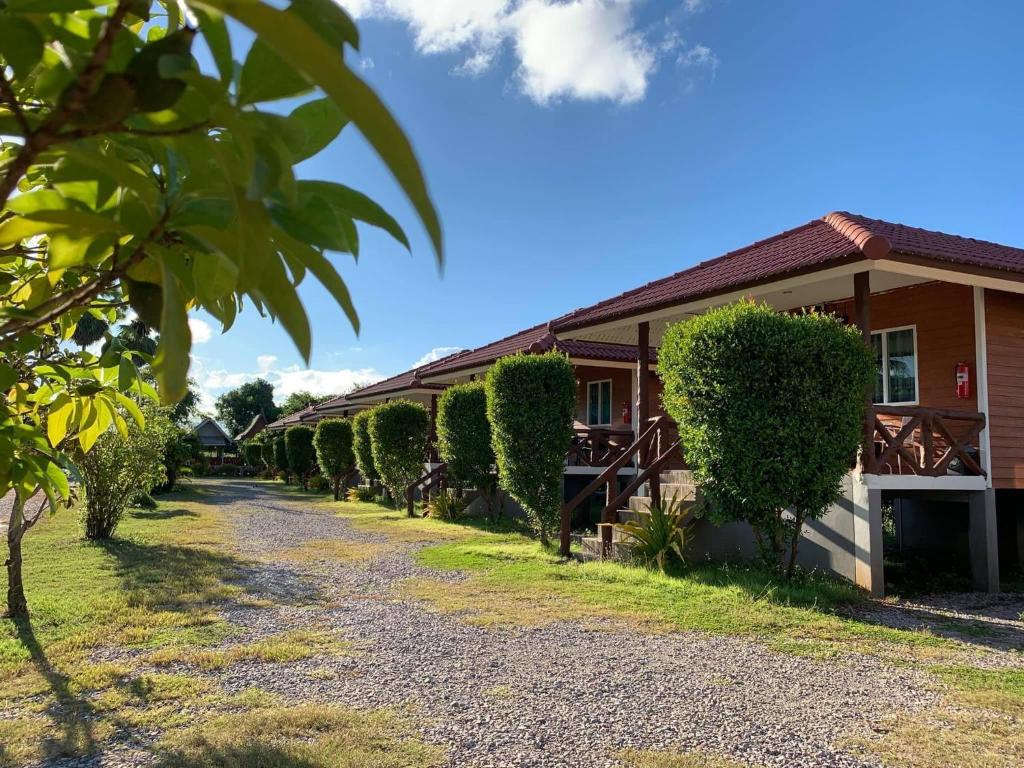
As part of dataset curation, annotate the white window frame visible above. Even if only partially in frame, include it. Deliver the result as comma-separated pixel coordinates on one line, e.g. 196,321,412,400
871,324,920,406
586,379,613,426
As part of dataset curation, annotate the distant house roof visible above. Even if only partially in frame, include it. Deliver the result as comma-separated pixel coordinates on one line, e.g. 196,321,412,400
551,211,1024,334
234,413,267,442
266,405,321,431
420,322,655,380
344,349,472,402
192,417,233,447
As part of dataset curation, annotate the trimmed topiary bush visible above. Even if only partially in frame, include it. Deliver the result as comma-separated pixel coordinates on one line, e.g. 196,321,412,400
367,400,429,513
273,436,289,483
437,381,500,521
658,301,875,576
314,418,355,500
243,442,264,470
261,438,277,475
285,425,316,490
485,352,576,546
351,409,377,485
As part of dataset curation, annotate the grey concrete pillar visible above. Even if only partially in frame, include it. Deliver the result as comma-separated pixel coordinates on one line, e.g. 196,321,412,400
852,477,884,597
969,489,1000,592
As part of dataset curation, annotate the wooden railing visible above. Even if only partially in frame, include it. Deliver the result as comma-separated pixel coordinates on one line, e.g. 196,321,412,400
865,405,986,477
565,427,636,467
406,462,448,516
559,416,681,557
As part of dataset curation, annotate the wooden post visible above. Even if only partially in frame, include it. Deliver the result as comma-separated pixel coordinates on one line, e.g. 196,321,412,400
637,321,650,467
854,272,875,472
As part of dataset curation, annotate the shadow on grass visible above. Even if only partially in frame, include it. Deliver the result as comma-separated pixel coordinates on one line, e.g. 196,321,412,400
129,508,200,521
154,743,319,768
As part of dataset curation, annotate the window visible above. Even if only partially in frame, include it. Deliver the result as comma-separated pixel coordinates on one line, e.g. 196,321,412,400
587,380,612,425
871,326,918,405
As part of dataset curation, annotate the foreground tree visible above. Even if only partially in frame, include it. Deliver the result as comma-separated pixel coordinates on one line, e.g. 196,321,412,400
0,0,442,618
76,406,170,540
351,409,377,486
485,353,575,546
216,380,280,439
284,425,315,490
436,382,500,521
658,301,874,576
314,419,355,500
367,401,428,512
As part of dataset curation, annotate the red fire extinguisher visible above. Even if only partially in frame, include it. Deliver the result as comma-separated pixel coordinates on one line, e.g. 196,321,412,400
622,402,632,425
955,362,970,399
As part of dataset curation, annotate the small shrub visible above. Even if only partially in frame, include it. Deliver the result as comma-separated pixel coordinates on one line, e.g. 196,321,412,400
307,474,330,492
208,463,240,477
351,409,377,483
367,400,429,513
425,490,467,521
285,425,316,490
620,493,696,572
485,352,576,546
347,485,378,503
131,492,158,510
314,419,355,500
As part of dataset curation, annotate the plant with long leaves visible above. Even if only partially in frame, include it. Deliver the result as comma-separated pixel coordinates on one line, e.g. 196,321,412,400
619,493,697,572
0,0,442,618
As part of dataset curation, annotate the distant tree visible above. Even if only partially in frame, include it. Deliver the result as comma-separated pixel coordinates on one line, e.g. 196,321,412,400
352,409,378,485
485,353,576,547
437,382,500,521
285,426,316,490
217,379,281,438
280,391,333,417
367,401,429,512
658,301,875,576
314,419,355,500
274,436,290,483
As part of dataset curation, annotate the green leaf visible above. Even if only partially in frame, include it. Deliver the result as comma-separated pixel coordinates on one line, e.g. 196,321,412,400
275,228,358,333
299,180,409,250
151,263,192,404
47,394,74,447
0,210,125,248
290,0,359,50
238,39,311,106
125,28,195,112
193,0,443,263
0,363,16,391
284,98,348,163
257,255,311,362
196,9,234,82
0,16,44,80
5,0,97,11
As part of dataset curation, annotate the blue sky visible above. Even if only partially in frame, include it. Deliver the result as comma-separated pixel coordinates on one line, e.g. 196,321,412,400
190,0,1024,411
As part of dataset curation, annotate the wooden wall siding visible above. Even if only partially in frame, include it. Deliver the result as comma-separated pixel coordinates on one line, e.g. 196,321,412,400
575,365,633,429
985,289,1024,489
828,282,978,413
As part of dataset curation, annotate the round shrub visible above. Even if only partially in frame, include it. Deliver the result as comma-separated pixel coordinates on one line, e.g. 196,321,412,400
485,352,576,546
367,400,429,511
436,382,500,520
314,418,355,500
351,409,377,483
658,301,875,576
285,425,316,490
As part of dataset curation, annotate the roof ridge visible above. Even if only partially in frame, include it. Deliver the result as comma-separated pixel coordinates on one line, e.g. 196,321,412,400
822,211,891,259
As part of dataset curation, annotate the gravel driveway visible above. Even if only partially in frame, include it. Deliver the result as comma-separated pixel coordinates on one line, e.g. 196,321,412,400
150,478,942,768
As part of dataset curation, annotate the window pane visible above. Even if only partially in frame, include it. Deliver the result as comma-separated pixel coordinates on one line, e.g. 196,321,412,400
600,381,612,424
588,382,599,424
871,334,884,404
887,329,916,403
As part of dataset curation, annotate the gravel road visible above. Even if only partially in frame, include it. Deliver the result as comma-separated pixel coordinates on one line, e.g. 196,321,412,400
169,479,943,768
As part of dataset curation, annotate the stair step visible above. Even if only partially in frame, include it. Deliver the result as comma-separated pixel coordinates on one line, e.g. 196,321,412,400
579,535,633,561
660,469,694,485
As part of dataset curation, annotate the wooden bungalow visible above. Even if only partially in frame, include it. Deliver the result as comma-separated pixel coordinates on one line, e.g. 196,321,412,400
191,417,235,462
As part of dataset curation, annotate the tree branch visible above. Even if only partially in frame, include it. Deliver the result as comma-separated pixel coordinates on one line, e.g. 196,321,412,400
0,71,31,137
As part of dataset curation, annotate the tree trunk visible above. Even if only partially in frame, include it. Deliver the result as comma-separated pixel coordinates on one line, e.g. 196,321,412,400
785,512,806,579
5,497,29,619
332,476,341,501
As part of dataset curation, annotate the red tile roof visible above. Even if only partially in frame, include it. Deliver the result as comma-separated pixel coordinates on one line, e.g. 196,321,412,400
552,212,1024,333
344,350,470,402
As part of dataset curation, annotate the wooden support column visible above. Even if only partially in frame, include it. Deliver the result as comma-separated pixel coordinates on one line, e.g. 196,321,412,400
854,272,874,472
637,321,650,468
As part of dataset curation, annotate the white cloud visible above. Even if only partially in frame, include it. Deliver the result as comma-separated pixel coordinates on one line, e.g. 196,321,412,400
257,354,278,372
678,42,718,72
188,317,213,345
411,346,465,368
345,0,702,104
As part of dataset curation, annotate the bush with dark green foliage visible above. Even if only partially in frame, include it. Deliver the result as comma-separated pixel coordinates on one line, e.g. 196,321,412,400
351,409,378,483
243,442,264,469
437,382,501,520
314,419,355,500
620,493,695,572
485,352,576,546
273,437,290,483
367,400,429,512
285,426,316,490
307,474,330,493
658,301,875,576
130,492,158,511
261,438,277,474
347,485,378,503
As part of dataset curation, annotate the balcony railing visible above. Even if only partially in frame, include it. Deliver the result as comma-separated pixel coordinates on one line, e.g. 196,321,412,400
566,426,636,468
865,405,986,477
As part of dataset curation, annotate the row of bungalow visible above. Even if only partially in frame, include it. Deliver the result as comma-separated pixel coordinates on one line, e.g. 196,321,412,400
263,212,1024,597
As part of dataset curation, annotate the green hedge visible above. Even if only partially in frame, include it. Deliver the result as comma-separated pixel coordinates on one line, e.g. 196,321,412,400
273,435,289,482
242,442,263,468
367,400,429,510
485,352,576,545
261,438,277,472
658,301,874,575
314,418,355,500
437,382,499,519
285,425,316,490
351,409,377,483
